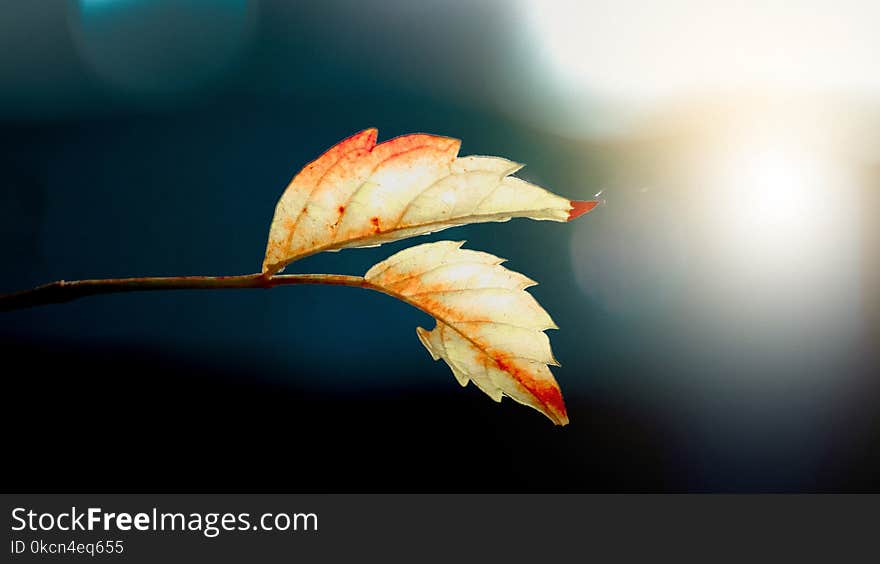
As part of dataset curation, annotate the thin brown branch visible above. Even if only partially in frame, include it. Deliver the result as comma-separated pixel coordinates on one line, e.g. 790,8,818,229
0,273,369,312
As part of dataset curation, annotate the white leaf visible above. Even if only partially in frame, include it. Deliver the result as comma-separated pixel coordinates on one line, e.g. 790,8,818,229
263,129,596,273
365,240,569,425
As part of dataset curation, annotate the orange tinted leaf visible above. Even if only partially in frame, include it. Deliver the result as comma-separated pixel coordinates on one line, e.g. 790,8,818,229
365,240,569,426
263,129,596,273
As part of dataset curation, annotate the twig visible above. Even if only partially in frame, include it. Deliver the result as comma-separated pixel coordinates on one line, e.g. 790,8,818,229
0,273,370,312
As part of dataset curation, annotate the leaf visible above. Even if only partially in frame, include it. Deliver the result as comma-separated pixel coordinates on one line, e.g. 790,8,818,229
263,128,597,274
364,240,569,426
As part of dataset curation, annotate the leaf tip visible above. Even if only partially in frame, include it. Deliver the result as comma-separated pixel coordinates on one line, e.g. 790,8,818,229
532,384,568,426
543,389,569,426
358,127,379,145
567,200,599,221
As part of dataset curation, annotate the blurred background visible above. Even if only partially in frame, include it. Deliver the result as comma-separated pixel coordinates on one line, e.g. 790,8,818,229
1,0,877,492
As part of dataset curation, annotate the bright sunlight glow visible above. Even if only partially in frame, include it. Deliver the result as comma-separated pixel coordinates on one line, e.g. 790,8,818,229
697,117,856,290
726,147,821,239
519,0,880,105
709,140,827,255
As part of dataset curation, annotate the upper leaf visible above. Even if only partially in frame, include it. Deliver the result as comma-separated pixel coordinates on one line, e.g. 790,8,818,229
364,240,568,426
263,128,597,274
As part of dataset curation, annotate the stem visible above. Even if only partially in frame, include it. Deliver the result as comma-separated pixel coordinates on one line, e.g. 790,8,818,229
0,273,370,312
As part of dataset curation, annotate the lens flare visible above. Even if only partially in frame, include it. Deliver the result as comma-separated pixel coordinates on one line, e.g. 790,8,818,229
711,142,828,254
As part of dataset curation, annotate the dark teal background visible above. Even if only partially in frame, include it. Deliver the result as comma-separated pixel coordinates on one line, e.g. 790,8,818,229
1,1,877,491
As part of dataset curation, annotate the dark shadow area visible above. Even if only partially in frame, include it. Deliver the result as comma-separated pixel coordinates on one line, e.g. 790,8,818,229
3,337,677,492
